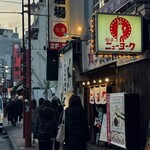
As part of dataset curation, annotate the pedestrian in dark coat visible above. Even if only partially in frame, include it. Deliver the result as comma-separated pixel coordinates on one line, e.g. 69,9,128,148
6,99,12,124
51,96,63,150
64,94,90,150
33,100,57,150
37,97,45,113
9,99,18,126
16,96,23,123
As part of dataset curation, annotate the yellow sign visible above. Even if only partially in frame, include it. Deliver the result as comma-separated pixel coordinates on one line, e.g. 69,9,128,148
96,13,142,54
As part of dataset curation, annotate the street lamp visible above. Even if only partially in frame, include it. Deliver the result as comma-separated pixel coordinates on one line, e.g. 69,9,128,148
0,65,10,102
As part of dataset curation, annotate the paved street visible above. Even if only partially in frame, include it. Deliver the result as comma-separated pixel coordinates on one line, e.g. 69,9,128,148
2,117,110,150
0,131,13,150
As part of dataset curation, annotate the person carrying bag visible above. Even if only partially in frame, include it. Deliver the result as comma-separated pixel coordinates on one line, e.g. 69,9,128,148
33,100,57,150
56,110,65,143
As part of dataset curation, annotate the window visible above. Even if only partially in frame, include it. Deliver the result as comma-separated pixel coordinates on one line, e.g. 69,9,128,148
54,0,65,5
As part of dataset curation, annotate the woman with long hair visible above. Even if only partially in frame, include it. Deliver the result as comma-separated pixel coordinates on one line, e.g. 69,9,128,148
64,94,90,150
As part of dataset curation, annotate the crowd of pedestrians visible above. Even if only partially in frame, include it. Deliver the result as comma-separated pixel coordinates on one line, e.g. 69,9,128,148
5,93,90,150
6,95,23,126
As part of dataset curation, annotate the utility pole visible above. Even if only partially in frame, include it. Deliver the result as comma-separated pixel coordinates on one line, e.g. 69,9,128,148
24,0,32,147
48,0,50,50
22,0,25,139
22,0,32,147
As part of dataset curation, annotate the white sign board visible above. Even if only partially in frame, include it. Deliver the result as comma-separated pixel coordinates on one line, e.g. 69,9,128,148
107,93,126,149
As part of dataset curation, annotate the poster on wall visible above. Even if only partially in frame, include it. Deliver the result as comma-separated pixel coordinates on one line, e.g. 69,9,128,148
96,13,142,53
107,93,126,149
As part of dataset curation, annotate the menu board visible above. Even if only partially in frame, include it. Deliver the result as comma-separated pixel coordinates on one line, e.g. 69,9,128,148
107,93,126,149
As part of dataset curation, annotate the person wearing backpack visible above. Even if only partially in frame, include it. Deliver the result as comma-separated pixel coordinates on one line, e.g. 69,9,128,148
33,100,57,150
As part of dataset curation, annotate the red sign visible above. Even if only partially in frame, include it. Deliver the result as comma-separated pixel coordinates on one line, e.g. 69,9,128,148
12,42,22,83
53,23,67,37
50,42,66,50
110,17,131,42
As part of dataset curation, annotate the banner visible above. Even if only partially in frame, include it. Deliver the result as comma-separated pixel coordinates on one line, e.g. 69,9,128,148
89,85,107,104
89,87,95,104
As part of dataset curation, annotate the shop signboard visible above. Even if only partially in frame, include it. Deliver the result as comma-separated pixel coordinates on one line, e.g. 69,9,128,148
82,42,117,72
96,13,142,54
12,42,22,84
56,44,73,99
51,21,68,39
49,42,66,50
107,93,126,149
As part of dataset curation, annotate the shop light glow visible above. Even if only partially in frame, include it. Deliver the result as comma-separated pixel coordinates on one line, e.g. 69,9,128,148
82,82,85,86
99,79,102,83
105,77,109,82
93,80,96,84
87,81,90,85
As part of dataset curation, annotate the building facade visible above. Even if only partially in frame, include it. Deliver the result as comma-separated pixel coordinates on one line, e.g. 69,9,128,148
81,0,150,149
0,28,21,98
30,0,85,99
30,0,150,149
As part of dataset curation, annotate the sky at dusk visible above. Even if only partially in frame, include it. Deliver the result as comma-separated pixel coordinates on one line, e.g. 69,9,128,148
0,0,38,38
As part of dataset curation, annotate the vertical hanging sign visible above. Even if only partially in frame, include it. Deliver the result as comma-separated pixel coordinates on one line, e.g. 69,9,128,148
12,42,22,84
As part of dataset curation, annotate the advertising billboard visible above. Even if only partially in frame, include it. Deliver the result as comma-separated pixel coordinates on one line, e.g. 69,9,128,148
107,93,126,149
96,13,142,54
12,42,22,84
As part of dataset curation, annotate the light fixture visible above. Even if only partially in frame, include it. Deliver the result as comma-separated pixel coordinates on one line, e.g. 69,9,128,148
118,55,122,58
93,80,96,84
99,79,102,83
105,77,109,82
100,55,103,58
4,65,9,69
78,27,83,32
90,15,95,53
82,82,85,86
1,79,4,83
5,69,9,73
59,53,63,57
87,81,90,85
